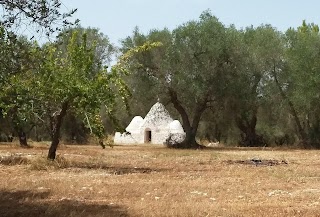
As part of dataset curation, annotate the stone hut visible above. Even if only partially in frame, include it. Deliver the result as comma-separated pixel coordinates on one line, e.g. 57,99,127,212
114,102,185,145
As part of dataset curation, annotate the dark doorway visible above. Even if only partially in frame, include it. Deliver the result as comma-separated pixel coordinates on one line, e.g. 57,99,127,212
145,129,151,143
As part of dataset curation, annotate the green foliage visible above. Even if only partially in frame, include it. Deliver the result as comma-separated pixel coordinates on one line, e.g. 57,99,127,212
1,28,129,150
0,0,78,37
0,0,78,144
0,32,42,140
3,9,320,149
284,21,320,146
36,30,127,144
119,13,320,148
120,11,237,148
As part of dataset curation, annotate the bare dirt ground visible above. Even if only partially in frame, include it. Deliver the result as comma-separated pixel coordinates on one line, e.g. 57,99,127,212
1,143,320,217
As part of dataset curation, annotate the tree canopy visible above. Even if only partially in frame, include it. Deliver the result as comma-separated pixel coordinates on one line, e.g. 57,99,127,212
119,13,320,148
2,7,320,154
0,0,78,37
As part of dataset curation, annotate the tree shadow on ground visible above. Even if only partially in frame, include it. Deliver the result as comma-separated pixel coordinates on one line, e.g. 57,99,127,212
0,155,166,176
70,163,162,175
0,190,129,217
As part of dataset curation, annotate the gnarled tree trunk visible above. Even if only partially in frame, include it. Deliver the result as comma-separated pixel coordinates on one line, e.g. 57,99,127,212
179,127,199,148
168,88,207,149
48,101,68,160
236,109,265,147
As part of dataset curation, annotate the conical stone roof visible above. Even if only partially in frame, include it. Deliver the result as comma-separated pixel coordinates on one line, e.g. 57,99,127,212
141,102,173,128
126,116,144,133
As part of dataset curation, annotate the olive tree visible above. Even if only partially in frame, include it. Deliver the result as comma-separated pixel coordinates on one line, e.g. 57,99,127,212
121,12,236,148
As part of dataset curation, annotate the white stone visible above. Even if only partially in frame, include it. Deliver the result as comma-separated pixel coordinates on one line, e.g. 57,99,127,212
114,102,186,145
126,116,144,133
169,120,184,133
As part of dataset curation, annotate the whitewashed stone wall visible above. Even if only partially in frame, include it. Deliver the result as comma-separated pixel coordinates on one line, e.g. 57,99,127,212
114,102,186,145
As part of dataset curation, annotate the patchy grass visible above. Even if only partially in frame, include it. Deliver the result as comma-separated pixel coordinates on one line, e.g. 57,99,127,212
0,154,29,165
29,155,71,170
0,143,320,216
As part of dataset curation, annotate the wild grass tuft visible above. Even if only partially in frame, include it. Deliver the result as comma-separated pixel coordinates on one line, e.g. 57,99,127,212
29,155,71,170
0,155,29,165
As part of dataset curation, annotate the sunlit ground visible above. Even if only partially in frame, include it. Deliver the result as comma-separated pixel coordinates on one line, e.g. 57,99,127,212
1,143,320,217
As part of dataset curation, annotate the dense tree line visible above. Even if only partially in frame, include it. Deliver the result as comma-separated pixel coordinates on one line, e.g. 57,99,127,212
119,12,320,148
2,4,320,158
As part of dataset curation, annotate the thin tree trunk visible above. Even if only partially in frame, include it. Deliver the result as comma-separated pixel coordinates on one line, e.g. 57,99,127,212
13,126,28,147
271,64,308,144
214,123,222,142
12,108,29,147
8,133,14,142
18,131,28,147
48,101,68,160
18,124,36,147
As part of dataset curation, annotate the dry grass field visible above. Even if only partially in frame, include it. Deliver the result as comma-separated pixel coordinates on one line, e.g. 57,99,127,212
0,143,320,217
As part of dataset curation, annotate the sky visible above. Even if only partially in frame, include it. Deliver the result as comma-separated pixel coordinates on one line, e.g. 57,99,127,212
60,0,320,46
